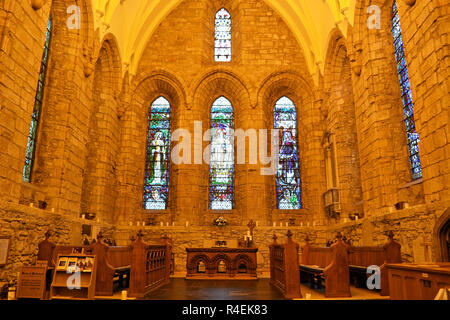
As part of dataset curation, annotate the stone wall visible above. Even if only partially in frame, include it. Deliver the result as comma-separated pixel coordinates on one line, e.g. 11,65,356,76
0,199,112,283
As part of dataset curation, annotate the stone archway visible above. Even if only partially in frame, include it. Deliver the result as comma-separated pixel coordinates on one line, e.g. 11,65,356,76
434,208,450,262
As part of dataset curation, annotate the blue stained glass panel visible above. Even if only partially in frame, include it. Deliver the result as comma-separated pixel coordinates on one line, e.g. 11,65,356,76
23,16,52,182
391,1,422,180
143,97,172,210
209,96,234,210
274,97,301,209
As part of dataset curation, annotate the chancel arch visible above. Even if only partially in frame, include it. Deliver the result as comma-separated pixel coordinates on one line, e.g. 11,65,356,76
322,28,363,222
81,35,122,224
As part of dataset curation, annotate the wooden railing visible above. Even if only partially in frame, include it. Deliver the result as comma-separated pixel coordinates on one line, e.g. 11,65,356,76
128,233,172,299
269,231,302,299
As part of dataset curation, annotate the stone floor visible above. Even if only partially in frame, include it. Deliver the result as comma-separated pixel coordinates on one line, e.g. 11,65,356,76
99,278,390,300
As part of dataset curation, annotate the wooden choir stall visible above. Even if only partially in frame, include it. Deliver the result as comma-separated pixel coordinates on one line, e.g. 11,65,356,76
269,231,302,299
35,230,172,300
348,231,402,296
386,263,450,300
299,232,351,298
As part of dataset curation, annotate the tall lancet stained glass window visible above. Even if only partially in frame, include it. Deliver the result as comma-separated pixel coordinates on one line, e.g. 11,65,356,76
23,16,53,182
209,97,235,210
391,1,422,180
143,97,172,210
214,8,231,62
274,97,301,209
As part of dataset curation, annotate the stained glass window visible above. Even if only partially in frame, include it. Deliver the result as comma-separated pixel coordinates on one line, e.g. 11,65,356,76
143,97,172,210
23,16,53,182
215,8,231,62
274,97,301,209
209,96,234,210
391,1,422,180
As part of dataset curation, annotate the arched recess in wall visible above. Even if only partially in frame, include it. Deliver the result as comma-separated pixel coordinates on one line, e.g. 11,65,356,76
257,71,315,218
81,34,122,224
115,71,186,225
192,70,251,221
323,28,363,221
433,208,450,262
28,0,97,213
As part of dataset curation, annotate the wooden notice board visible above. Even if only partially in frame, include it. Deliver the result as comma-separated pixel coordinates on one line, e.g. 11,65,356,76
16,261,48,299
0,237,10,266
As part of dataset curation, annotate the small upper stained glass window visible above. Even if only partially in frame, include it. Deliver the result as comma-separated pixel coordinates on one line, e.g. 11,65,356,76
215,8,231,62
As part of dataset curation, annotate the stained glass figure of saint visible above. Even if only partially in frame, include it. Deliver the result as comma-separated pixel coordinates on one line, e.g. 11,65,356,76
274,96,301,209
209,96,234,210
143,97,172,210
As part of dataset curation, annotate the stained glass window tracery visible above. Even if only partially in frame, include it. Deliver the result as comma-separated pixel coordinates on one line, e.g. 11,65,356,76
215,8,231,62
143,97,172,210
23,16,53,182
391,1,422,180
274,96,301,210
209,96,234,210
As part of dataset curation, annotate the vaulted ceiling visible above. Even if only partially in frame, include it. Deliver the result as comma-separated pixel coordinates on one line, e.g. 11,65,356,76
92,0,357,80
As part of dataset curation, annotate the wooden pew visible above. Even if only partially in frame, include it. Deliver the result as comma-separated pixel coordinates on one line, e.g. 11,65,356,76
386,263,450,300
269,231,302,299
300,233,351,298
348,231,402,296
128,231,172,299
88,232,131,296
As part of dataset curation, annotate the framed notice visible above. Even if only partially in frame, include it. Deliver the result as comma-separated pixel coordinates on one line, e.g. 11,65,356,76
16,262,48,299
0,237,10,266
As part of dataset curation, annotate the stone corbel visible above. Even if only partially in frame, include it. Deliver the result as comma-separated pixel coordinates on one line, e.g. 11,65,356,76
350,41,363,76
402,0,416,6
83,44,94,77
31,0,46,10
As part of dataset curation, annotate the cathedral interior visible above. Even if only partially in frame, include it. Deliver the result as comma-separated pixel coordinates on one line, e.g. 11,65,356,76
0,0,449,301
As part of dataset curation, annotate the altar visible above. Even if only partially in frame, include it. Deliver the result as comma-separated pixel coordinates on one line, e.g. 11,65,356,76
185,247,258,280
